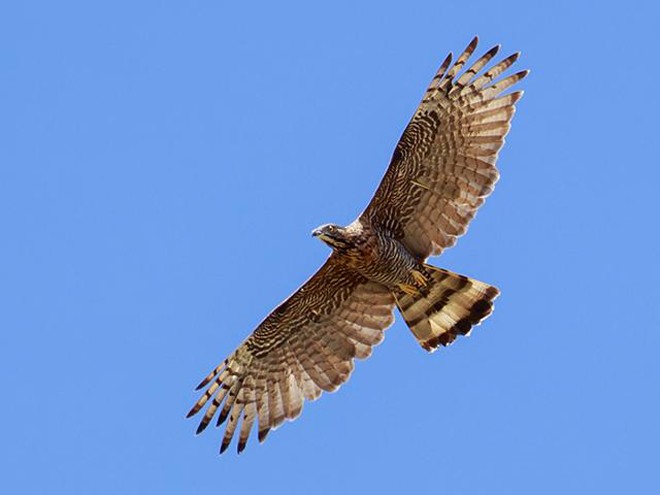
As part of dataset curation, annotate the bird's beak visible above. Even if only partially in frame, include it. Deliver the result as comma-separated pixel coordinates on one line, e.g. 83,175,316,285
311,229,323,238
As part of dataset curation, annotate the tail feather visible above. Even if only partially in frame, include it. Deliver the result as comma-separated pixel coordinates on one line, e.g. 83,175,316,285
395,265,499,352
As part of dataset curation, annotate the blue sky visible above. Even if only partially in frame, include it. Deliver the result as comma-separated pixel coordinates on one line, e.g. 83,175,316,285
2,1,659,493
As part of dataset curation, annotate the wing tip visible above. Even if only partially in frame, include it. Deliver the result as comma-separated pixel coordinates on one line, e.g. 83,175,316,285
195,420,209,435
219,439,231,455
441,51,453,69
512,69,531,86
463,36,479,59
216,407,230,427
486,44,501,58
510,89,525,103
501,51,521,67
186,404,201,419
237,439,247,454
258,428,271,443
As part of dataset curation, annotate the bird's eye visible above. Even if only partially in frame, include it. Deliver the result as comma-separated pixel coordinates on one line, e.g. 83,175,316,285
328,225,335,231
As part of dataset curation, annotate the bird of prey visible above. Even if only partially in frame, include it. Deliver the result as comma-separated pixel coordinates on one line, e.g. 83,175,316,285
188,37,528,454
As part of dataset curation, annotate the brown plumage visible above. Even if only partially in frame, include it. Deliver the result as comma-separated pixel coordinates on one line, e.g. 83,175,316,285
188,37,528,454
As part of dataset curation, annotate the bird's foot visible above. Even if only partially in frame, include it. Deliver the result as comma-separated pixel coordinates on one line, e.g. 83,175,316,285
411,269,429,287
398,283,420,296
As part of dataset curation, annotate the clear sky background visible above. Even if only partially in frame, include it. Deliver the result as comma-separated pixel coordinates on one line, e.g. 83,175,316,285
2,1,659,493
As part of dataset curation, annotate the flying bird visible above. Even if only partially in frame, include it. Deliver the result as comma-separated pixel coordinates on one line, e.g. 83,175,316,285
188,37,528,454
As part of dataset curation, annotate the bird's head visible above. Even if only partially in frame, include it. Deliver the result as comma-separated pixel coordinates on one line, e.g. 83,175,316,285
311,223,353,250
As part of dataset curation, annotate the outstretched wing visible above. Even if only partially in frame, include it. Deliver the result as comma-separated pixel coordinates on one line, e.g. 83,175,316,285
187,255,396,454
361,37,528,259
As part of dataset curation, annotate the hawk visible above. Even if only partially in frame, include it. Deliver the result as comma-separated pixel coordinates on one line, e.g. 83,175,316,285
188,37,528,454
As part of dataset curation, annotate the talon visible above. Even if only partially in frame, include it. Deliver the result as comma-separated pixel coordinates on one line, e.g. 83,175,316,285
411,270,428,287
398,283,419,296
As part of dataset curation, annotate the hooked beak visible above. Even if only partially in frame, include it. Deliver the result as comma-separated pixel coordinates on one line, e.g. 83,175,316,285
312,228,333,245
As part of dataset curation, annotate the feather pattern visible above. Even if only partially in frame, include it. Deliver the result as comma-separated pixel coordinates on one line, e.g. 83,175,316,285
189,37,526,455
187,256,396,453
361,36,528,258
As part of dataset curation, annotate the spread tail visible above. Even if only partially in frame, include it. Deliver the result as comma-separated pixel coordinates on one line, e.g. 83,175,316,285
394,265,500,352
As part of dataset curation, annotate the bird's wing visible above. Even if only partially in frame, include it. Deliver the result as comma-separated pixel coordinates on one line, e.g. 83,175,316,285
361,37,528,259
187,255,396,454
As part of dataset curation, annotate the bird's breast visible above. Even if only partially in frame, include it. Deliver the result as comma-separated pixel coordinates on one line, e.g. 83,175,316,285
337,233,417,288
